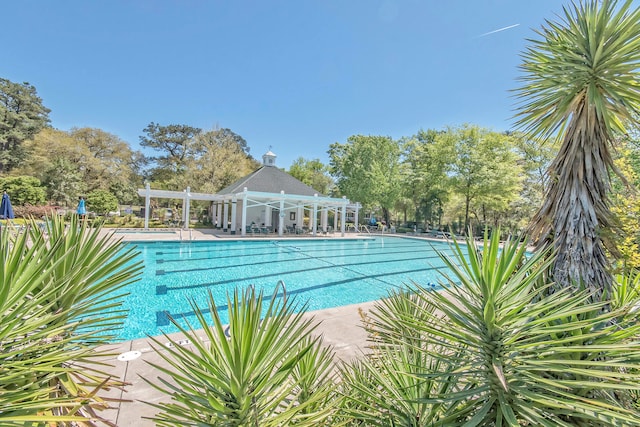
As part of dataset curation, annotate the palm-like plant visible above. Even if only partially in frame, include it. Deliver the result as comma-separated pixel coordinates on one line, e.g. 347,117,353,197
343,231,640,425
337,290,464,426
144,286,338,426
514,0,640,299
0,215,142,425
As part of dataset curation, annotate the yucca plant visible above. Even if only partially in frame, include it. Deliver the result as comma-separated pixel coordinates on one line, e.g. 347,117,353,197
337,290,464,426
0,215,142,425
341,231,640,425
144,286,339,426
422,231,640,425
514,0,640,298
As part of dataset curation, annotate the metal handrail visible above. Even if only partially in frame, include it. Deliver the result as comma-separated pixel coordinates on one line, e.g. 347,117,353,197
277,279,287,303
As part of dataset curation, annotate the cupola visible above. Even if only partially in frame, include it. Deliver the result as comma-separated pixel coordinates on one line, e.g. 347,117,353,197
262,149,276,167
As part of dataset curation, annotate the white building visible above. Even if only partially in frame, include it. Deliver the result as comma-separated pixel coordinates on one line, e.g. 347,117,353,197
138,150,361,237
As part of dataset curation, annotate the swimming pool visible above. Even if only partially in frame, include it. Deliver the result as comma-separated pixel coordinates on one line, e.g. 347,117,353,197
113,236,460,341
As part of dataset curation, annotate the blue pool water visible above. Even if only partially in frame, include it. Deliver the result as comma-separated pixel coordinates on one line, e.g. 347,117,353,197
113,236,459,342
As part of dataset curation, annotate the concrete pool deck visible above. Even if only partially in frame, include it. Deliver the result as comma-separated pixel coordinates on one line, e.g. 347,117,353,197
99,300,375,426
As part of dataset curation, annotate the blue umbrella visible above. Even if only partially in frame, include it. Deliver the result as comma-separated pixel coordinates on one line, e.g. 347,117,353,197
77,198,86,216
0,192,15,220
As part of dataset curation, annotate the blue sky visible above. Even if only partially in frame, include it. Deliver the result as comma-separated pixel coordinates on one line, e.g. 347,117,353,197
4,0,568,169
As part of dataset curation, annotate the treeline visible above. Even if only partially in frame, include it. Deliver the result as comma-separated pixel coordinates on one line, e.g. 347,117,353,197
0,78,260,215
2,77,640,245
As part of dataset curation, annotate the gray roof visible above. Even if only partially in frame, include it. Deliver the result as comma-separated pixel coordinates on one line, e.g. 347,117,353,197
217,166,324,197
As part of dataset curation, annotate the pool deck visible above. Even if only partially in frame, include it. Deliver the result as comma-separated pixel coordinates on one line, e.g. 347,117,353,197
98,300,374,426
95,228,448,426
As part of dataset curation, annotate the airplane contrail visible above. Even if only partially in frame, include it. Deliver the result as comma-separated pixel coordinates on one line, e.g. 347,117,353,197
477,23,520,38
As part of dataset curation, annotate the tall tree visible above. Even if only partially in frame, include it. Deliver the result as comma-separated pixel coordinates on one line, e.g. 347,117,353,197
441,125,522,232
139,122,201,188
402,129,453,228
329,135,402,223
514,0,640,299
186,127,259,193
288,157,334,195
0,78,50,173
44,157,86,206
18,127,142,206
69,127,143,200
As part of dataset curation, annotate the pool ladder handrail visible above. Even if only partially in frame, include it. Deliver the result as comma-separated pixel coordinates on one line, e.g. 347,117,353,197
179,228,194,240
277,279,287,303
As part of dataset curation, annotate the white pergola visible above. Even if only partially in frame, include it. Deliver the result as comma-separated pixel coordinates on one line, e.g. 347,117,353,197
138,183,361,237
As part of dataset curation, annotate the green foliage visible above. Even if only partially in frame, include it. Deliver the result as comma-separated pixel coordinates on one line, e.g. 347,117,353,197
513,0,640,141
44,156,86,206
186,127,259,193
329,135,403,222
0,215,142,425
338,290,462,426
341,232,640,425
441,125,523,231
0,78,50,174
401,129,451,227
288,157,334,195
0,175,47,205
140,122,202,188
69,127,143,198
86,189,119,215
144,286,338,426
514,0,640,295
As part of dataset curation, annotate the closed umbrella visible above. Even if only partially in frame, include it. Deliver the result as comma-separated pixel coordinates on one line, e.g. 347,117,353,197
0,191,15,220
77,197,86,216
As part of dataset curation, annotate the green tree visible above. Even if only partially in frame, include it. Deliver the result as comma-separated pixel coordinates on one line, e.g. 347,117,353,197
509,132,558,231
186,127,259,193
0,78,50,173
0,175,46,206
86,189,118,216
288,157,333,195
402,129,453,228
44,157,86,207
18,127,143,207
140,122,201,189
441,125,522,233
69,127,143,198
515,0,640,299
329,135,402,223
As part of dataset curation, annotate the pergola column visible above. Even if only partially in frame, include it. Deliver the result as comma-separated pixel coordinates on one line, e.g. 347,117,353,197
341,197,347,236
241,190,247,236
297,205,303,230
223,200,229,232
183,187,191,230
355,203,360,230
278,192,285,236
143,183,151,230
230,197,237,235
321,207,328,233
216,202,222,229
312,194,318,236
